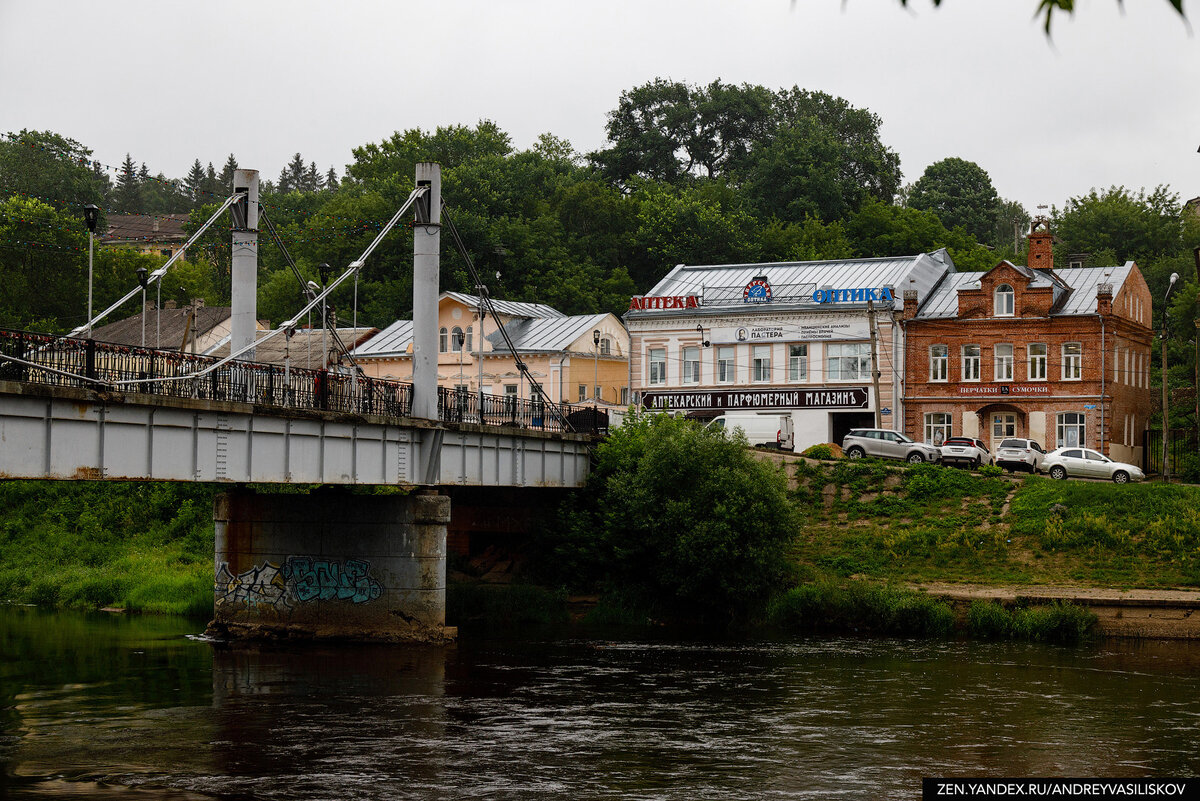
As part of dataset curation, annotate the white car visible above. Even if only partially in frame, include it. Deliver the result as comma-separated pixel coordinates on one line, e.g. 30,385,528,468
995,438,1046,473
842,429,942,464
939,437,993,468
1040,447,1145,484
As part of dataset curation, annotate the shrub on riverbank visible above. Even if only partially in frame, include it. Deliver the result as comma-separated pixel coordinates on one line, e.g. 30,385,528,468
966,600,1097,643
548,413,797,620
0,481,216,616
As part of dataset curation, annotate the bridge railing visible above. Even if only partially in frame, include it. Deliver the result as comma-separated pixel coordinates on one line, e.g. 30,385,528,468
0,328,605,434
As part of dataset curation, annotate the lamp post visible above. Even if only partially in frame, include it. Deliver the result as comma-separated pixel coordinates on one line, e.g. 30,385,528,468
593,329,601,401
83,204,99,337
1162,272,1180,481
136,267,148,346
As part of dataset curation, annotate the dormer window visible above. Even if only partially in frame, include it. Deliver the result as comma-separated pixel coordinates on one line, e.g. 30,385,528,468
995,284,1015,317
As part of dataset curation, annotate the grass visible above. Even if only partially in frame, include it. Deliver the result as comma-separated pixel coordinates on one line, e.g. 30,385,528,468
788,459,1200,590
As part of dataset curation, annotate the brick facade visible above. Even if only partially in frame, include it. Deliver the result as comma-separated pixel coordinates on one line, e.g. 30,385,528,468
901,230,1154,464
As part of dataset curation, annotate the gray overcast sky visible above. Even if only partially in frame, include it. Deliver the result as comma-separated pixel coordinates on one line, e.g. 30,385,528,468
1,0,1197,214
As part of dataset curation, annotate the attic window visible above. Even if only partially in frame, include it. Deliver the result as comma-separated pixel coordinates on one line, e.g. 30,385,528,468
995,284,1015,317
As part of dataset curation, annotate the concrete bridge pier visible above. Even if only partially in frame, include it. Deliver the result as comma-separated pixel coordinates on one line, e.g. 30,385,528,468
208,487,453,643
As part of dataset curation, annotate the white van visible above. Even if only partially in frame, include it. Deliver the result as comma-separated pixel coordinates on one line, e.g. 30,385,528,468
707,413,795,451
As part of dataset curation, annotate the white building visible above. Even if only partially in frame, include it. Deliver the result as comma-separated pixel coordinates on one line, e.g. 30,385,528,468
625,251,954,451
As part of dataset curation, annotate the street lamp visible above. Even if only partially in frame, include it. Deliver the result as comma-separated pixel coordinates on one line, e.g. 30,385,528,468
593,329,601,401
83,204,99,337
136,267,149,346
1162,272,1180,481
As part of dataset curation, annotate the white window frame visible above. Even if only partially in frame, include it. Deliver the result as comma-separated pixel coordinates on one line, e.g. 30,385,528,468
683,346,700,385
1057,411,1086,447
788,344,808,382
1028,343,1047,381
717,346,736,384
930,344,949,382
439,327,448,353
578,384,587,402
994,344,1013,382
752,345,772,383
962,344,981,382
995,284,1015,317
827,343,870,382
1063,342,1082,381
925,412,952,446
648,347,666,386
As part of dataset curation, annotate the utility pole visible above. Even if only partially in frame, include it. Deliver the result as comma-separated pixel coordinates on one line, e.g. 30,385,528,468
476,288,486,416
83,205,98,338
1163,272,1180,481
412,163,441,420
229,169,259,360
867,298,883,429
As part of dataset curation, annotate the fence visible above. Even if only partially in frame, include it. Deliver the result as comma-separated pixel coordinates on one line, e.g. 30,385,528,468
1141,428,1198,475
0,328,605,434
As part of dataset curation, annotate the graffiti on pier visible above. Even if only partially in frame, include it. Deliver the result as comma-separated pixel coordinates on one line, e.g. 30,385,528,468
215,557,383,610
215,562,289,609
283,557,382,604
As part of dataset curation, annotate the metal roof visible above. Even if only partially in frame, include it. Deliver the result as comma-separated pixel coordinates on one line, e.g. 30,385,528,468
208,327,377,369
442,292,564,319
352,319,413,357
488,313,612,353
916,263,1134,319
633,250,955,316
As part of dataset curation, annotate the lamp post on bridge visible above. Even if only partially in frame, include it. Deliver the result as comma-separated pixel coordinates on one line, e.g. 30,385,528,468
83,204,98,338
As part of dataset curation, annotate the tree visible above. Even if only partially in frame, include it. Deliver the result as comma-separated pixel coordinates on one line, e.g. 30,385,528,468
1052,186,1183,268
347,121,513,186
844,198,996,270
744,118,850,222
183,159,207,205
906,157,1000,243
0,196,87,330
112,153,142,212
0,130,108,213
993,199,1031,254
325,166,338,191
219,154,238,192
897,0,1186,34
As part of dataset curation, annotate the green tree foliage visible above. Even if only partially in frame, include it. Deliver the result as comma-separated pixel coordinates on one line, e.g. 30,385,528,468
113,153,142,211
1053,186,1184,274
0,196,87,330
845,198,996,269
907,157,1000,243
0,130,108,214
554,413,797,619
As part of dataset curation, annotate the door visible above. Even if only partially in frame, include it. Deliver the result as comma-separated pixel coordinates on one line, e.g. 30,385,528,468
991,414,1017,451
879,431,905,459
1080,449,1108,478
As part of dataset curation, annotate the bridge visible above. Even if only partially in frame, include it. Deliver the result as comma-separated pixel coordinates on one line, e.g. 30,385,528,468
0,164,603,643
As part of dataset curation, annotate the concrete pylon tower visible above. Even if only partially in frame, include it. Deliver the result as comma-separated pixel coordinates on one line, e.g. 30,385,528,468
230,169,260,360
412,163,441,419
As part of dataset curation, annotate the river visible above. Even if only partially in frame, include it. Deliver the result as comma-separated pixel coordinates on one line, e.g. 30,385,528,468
2,605,1198,800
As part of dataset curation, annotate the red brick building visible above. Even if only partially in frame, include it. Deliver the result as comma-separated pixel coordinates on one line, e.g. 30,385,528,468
901,221,1154,464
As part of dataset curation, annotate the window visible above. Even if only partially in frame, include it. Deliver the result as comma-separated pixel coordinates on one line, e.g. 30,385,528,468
788,344,808,381
925,412,952,446
1057,412,1086,447
1028,343,1047,380
752,345,772,382
620,387,629,405
599,337,612,355
962,345,981,381
648,348,666,385
439,327,448,353
994,344,1013,381
717,346,736,383
451,326,465,351
683,346,700,384
504,384,518,397
1063,342,1082,380
465,326,473,352
930,345,949,382
827,343,870,381
995,284,1014,316
992,414,1016,441
578,384,587,402
595,385,601,401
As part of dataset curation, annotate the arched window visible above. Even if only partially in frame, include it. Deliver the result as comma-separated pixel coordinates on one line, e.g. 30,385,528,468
465,326,473,352
439,327,448,353
995,284,1015,316
451,326,465,351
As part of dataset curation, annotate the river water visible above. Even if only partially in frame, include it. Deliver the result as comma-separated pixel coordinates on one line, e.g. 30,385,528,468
2,606,1199,800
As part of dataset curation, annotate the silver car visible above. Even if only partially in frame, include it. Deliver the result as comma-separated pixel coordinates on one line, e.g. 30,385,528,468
1040,447,1145,484
995,438,1045,473
842,428,941,464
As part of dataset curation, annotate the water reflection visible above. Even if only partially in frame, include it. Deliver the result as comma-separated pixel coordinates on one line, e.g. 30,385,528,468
2,607,1200,800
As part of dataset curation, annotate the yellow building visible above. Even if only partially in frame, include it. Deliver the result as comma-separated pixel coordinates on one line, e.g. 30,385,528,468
99,214,189,261
353,292,630,406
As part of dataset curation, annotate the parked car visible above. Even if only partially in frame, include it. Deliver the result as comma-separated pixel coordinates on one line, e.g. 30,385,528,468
842,429,941,464
707,413,795,451
995,438,1046,473
939,436,993,468
1040,447,1145,484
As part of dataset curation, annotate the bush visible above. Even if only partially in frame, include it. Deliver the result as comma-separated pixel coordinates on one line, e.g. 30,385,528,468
978,463,1004,478
767,581,955,637
801,443,834,460
965,599,1096,643
555,413,797,620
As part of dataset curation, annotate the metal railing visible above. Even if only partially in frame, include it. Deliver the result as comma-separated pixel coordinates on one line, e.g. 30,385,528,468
0,328,605,434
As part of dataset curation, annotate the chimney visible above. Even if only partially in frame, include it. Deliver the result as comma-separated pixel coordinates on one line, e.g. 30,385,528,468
164,300,177,310
899,289,920,320
1027,218,1054,270
1097,280,1113,316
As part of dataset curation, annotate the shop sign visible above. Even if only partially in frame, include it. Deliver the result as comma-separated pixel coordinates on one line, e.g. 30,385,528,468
628,295,700,311
711,313,869,344
640,387,869,411
812,287,895,304
957,384,1052,396
743,277,773,304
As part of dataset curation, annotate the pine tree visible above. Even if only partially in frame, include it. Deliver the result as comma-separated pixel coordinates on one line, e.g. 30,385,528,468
184,158,206,205
219,154,238,191
304,161,321,192
285,153,305,193
114,153,141,212
325,166,338,190
203,162,221,199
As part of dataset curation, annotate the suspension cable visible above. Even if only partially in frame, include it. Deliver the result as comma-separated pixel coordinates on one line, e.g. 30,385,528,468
440,201,574,432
